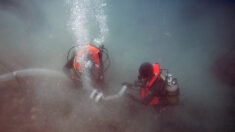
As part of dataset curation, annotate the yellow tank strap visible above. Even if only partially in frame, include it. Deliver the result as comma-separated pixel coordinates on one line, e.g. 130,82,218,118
160,74,166,80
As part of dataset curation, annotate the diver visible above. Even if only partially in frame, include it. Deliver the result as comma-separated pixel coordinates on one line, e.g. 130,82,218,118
123,62,179,108
63,44,110,89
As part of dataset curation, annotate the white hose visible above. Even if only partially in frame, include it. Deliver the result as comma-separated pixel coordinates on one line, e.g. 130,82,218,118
102,85,127,101
89,85,127,102
0,68,128,102
0,68,65,83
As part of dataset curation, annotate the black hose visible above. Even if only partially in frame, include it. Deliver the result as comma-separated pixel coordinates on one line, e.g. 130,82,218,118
67,45,80,62
102,47,111,72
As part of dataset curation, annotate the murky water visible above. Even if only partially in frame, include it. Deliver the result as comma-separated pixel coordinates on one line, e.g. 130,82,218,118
0,0,234,132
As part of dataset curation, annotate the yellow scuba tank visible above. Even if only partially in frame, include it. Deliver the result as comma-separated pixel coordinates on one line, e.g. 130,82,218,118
166,74,179,104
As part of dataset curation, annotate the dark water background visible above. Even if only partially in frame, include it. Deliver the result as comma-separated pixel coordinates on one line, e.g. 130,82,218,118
0,0,234,132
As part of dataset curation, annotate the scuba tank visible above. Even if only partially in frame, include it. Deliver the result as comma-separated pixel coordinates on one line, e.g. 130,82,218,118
166,74,179,104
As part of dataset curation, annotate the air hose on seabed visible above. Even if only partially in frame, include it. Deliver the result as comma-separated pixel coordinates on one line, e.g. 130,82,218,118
0,68,127,103
0,67,179,105
0,68,65,83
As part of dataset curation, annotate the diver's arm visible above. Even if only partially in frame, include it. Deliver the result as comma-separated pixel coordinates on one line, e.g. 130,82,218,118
122,81,149,105
126,93,143,104
126,88,154,105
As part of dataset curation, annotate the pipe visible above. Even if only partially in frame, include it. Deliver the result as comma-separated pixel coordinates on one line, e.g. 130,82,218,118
0,68,65,83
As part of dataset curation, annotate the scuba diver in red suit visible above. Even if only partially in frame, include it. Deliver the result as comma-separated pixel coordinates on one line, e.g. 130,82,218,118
137,62,168,105
63,44,109,88
124,62,178,107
